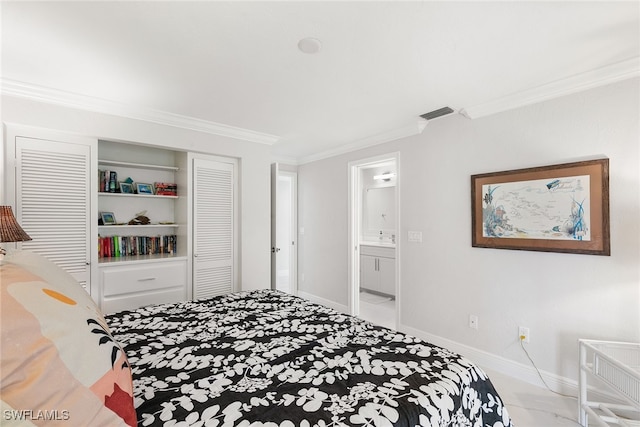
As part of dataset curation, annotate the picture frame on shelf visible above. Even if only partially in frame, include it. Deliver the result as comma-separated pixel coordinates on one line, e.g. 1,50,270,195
471,158,609,256
136,183,154,195
119,182,134,194
100,212,116,225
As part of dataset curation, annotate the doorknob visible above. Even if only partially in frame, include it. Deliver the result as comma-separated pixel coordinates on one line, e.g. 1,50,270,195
271,247,281,253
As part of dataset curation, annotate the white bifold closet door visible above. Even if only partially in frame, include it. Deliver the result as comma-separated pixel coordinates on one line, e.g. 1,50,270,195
15,136,94,292
192,158,235,299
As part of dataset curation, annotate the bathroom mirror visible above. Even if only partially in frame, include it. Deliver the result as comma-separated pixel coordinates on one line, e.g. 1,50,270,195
363,185,396,240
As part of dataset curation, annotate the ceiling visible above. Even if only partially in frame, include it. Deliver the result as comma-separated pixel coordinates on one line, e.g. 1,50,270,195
2,1,639,163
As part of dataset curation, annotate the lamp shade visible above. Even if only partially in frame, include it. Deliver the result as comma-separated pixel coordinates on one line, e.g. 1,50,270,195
0,206,32,243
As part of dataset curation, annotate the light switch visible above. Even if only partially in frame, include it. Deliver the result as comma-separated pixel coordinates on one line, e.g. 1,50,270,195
408,231,422,243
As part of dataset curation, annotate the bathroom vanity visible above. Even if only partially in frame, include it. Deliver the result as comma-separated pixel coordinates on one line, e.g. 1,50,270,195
360,243,395,297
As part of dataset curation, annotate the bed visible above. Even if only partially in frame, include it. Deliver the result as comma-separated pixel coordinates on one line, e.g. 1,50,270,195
1,252,511,427
106,290,512,426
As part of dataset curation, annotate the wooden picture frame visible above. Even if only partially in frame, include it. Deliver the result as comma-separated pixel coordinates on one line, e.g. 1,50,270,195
471,159,609,255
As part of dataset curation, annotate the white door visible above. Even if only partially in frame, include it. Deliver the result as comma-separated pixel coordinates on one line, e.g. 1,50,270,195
270,163,279,289
192,158,235,299
14,136,96,293
271,164,297,293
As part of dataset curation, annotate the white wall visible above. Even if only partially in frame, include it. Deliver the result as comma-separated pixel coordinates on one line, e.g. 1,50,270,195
297,78,640,386
1,95,271,291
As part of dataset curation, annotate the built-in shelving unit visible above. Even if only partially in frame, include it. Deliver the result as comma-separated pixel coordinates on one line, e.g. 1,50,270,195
97,141,188,314
98,142,184,265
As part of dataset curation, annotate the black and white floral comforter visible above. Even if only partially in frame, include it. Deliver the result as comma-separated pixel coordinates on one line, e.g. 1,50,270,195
107,290,512,427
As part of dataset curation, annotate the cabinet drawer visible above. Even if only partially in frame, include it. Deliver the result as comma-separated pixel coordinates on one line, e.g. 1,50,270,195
101,261,186,297
102,288,185,314
360,245,395,258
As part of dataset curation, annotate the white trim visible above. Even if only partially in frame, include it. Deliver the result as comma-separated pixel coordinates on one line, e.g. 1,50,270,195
293,290,622,404
400,324,578,393
296,291,349,314
460,57,640,119
1,78,280,145
348,152,400,329
282,170,298,295
399,324,624,404
299,120,426,165
348,161,360,317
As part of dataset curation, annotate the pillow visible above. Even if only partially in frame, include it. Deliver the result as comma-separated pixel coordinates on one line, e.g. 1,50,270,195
1,251,136,426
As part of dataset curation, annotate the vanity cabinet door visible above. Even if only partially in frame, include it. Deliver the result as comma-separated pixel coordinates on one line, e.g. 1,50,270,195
377,256,395,296
360,254,380,293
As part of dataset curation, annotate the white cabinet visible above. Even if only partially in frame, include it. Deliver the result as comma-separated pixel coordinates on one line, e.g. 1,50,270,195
377,257,395,295
99,259,186,314
191,156,237,300
96,141,188,311
5,125,98,297
5,128,239,313
360,245,395,297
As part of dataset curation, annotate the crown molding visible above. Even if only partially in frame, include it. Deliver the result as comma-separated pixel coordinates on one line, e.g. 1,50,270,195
0,78,280,145
270,153,300,166
297,119,427,165
460,57,640,119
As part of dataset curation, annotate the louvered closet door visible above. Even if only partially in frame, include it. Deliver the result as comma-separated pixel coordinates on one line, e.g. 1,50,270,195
193,158,235,299
16,137,93,291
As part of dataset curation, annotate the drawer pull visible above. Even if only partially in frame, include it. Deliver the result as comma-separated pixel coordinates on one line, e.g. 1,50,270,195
137,277,157,282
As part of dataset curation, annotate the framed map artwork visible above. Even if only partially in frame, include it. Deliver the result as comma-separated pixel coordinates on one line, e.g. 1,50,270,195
471,159,609,255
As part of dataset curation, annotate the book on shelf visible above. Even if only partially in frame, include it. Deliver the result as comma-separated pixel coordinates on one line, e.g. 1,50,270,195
98,234,177,258
154,182,177,196
99,169,119,193
109,171,118,193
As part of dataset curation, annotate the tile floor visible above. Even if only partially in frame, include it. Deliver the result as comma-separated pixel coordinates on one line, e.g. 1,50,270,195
358,292,396,330
358,294,582,427
485,368,581,427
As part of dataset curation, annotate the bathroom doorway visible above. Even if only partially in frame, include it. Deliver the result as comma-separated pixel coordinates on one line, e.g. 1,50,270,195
348,153,399,329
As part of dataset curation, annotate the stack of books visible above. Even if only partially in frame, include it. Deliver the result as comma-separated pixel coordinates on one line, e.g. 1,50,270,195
99,234,177,258
154,182,177,196
99,170,118,193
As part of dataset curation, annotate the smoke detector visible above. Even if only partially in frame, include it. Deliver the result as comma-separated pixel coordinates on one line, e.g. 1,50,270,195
298,37,322,54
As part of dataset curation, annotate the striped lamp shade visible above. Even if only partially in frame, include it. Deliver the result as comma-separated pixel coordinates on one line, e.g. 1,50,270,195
0,206,32,243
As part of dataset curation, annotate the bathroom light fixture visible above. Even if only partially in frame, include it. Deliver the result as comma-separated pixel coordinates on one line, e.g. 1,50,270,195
374,172,396,181
298,37,322,54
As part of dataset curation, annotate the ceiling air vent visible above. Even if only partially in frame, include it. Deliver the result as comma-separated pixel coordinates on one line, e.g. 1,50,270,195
420,107,454,121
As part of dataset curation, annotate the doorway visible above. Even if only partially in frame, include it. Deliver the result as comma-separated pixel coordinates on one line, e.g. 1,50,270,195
348,153,399,329
271,164,298,294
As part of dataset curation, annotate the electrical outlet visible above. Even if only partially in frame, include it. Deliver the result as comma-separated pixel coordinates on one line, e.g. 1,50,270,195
519,326,530,343
469,315,479,330
408,231,423,243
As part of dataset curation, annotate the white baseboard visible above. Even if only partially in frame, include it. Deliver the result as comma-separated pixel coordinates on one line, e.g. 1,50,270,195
292,292,620,403
296,291,350,314
399,324,579,395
